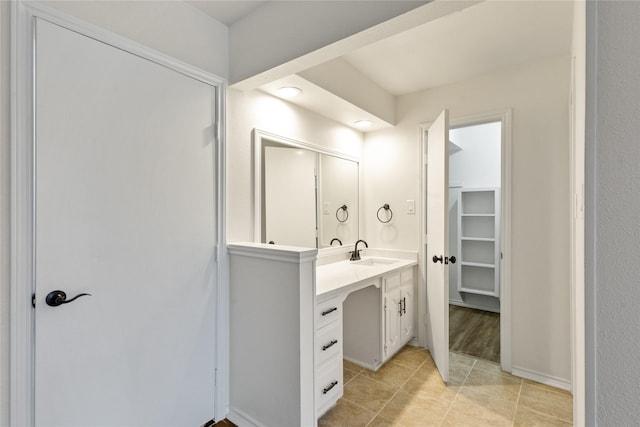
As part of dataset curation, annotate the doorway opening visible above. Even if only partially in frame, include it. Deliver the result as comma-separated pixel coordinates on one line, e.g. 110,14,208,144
419,110,512,378
448,121,502,364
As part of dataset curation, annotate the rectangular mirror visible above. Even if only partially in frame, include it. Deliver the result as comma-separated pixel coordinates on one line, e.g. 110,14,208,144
318,154,359,248
254,129,359,248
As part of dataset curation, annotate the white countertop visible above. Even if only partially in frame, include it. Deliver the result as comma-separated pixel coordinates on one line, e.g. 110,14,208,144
316,256,417,299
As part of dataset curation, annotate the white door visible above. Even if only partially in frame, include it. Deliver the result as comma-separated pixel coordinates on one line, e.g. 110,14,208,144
426,110,450,382
264,146,317,247
34,19,218,426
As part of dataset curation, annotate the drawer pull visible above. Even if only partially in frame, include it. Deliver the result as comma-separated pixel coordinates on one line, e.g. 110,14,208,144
322,339,338,351
321,307,338,316
322,381,339,394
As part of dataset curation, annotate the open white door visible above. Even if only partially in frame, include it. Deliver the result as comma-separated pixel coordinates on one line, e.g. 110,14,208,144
426,110,450,382
34,19,218,426
264,146,317,247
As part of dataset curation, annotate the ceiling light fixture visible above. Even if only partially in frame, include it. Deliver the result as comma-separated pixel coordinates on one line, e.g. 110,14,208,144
354,120,373,128
276,86,303,98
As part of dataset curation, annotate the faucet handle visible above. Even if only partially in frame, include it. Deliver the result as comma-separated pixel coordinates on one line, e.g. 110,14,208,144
349,250,362,261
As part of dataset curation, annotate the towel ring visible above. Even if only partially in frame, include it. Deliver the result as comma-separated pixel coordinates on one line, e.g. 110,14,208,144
336,205,349,223
377,204,393,223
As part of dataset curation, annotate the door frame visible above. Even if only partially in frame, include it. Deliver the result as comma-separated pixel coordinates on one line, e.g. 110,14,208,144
418,109,512,372
9,2,228,424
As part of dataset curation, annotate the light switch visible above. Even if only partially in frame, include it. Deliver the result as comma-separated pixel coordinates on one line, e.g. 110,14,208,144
407,200,415,214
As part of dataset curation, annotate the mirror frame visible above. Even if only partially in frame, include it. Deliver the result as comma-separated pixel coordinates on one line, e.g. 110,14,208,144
253,128,362,248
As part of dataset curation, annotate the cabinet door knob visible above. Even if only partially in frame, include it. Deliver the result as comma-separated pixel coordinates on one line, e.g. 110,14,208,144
448,256,456,264
432,255,443,264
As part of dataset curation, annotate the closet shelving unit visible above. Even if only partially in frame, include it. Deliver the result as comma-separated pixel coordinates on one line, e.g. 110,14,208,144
457,188,500,297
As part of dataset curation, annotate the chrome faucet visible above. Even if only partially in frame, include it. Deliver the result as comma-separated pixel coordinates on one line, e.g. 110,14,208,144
350,239,368,261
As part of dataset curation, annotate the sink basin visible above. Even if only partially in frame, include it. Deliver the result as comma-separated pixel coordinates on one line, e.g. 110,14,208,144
351,257,398,267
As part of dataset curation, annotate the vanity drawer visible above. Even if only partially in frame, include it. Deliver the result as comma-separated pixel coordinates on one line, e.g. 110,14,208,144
316,359,343,417
316,296,342,329
316,322,342,368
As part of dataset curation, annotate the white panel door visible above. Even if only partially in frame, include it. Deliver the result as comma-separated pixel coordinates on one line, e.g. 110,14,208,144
426,110,450,382
264,146,317,247
34,19,217,426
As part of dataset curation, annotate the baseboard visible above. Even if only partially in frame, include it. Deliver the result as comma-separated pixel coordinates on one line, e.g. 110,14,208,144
227,407,266,427
449,299,500,313
343,355,380,371
511,366,572,392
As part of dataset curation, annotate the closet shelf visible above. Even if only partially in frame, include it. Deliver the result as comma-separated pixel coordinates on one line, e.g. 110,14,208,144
456,188,501,298
460,261,495,269
459,288,497,297
461,236,495,242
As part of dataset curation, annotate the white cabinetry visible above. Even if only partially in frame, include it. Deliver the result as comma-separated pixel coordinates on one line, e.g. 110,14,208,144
315,295,344,418
457,188,501,297
383,267,415,361
227,243,317,427
341,265,416,371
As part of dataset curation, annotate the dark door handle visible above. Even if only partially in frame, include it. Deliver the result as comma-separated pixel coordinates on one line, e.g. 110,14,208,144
432,255,443,264
45,290,91,307
448,256,456,264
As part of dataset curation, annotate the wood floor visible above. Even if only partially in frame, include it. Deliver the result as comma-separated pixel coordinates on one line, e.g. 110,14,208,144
449,304,500,363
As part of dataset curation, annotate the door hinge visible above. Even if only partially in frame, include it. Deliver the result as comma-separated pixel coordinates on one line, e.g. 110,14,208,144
32,293,36,308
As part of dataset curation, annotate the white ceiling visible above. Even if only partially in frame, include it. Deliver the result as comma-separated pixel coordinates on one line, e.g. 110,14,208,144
341,0,574,96
187,1,267,25
189,0,574,131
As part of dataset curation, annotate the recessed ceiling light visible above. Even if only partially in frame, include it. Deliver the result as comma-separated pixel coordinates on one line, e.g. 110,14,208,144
354,120,373,128
276,86,303,98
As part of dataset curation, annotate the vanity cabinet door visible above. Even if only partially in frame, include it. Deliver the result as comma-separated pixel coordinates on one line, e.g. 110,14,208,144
383,267,416,361
400,283,414,342
384,288,402,358
383,272,402,359
400,268,415,343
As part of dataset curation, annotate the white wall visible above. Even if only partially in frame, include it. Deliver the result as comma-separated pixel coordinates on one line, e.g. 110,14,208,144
42,1,229,78
226,89,364,244
0,2,228,423
0,2,10,424
587,2,640,424
449,123,501,188
363,55,572,383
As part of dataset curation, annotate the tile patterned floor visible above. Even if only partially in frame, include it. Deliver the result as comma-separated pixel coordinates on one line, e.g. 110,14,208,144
319,345,573,427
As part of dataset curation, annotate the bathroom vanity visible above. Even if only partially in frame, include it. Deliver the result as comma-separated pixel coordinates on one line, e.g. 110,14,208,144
227,243,417,426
